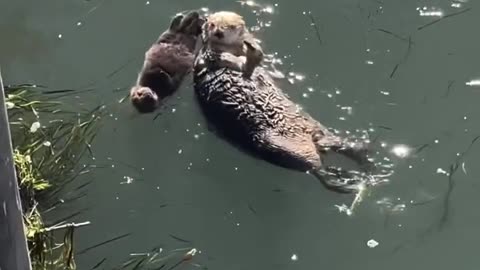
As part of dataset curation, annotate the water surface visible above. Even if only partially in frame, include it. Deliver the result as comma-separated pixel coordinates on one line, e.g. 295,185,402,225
2,0,480,269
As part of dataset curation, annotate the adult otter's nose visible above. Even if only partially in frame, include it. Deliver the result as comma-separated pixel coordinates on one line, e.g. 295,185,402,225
214,30,224,39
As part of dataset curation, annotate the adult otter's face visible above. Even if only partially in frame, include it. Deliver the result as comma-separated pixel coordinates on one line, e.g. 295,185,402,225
130,86,160,113
205,11,246,46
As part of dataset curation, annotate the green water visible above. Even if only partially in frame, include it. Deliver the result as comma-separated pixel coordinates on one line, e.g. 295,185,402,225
2,0,480,269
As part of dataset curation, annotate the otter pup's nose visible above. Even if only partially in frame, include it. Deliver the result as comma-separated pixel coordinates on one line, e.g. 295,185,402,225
214,30,224,39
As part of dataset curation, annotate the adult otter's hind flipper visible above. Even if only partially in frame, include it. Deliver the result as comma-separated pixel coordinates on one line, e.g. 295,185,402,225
311,167,367,194
259,131,368,194
314,133,374,169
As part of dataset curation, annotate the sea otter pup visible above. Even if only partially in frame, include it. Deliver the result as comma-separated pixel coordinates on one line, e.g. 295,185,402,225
201,11,263,78
130,11,204,113
193,11,371,193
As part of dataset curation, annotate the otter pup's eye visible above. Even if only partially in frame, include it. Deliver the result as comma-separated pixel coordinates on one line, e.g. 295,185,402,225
208,22,215,29
228,25,237,30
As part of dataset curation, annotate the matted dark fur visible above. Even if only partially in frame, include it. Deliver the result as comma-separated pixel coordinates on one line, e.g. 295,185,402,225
193,48,372,193
130,11,204,113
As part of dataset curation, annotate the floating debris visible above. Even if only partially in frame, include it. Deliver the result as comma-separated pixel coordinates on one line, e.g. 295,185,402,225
436,168,449,175
169,234,192,243
377,28,409,42
5,101,14,109
120,176,134,185
290,254,298,261
30,121,41,133
183,248,197,260
461,162,467,175
334,204,352,216
418,8,471,30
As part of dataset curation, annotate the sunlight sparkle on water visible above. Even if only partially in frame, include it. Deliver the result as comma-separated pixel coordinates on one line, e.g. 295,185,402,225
466,79,480,86
367,239,379,248
417,7,444,17
262,6,274,14
380,90,390,96
390,144,412,158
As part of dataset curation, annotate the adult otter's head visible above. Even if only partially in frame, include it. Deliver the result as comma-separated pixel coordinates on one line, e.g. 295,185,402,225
204,11,246,46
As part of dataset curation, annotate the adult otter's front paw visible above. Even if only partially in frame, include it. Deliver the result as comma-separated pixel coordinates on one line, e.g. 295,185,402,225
130,86,160,113
244,40,263,55
243,40,263,78
217,52,244,71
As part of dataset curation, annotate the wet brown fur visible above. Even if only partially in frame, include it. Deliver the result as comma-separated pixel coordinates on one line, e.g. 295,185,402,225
130,11,204,113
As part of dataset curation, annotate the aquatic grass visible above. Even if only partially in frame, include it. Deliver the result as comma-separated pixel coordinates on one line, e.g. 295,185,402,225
5,83,105,270
111,247,200,270
5,83,201,270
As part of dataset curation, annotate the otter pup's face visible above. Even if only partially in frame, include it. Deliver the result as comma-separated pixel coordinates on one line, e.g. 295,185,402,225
130,86,159,113
205,11,246,46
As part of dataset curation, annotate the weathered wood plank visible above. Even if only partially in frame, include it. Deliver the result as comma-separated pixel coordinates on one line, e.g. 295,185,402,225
0,70,32,270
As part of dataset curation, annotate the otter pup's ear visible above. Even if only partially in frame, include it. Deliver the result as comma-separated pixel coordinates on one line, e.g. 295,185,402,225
169,14,185,32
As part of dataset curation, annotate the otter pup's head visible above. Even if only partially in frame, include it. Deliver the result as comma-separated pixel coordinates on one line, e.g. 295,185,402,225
204,11,246,46
130,86,160,113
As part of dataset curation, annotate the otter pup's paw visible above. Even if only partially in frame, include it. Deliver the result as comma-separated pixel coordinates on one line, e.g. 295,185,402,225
130,86,160,113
